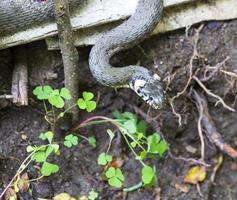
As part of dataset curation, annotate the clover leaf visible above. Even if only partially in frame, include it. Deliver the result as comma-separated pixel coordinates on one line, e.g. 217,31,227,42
105,167,124,188
64,134,79,148
141,165,156,186
147,133,168,156
88,190,98,200
97,152,112,166
33,85,53,100
41,162,59,176
77,91,96,112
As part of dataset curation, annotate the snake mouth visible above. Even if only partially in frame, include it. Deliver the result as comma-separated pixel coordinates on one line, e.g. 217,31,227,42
129,73,165,109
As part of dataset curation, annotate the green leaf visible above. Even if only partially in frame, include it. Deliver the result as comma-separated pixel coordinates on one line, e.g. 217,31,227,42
32,151,46,163
136,150,147,161
50,89,60,96
26,145,34,152
88,190,98,200
77,98,86,109
157,140,168,156
86,101,96,112
45,146,54,158
64,134,78,148
50,144,60,153
137,132,145,140
147,133,161,154
33,85,53,100
108,177,122,188
141,165,156,185
64,141,72,148
131,141,137,148
137,120,147,134
60,87,71,100
97,152,112,166
82,91,94,101
112,111,123,120
115,168,124,181
88,136,96,147
105,167,116,178
122,112,137,122
41,162,59,176
58,112,64,118
123,120,137,134
48,95,64,108
33,86,43,99
44,131,54,143
39,132,47,140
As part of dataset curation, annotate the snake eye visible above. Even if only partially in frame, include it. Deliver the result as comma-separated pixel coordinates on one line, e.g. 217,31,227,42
137,88,141,94
149,96,153,101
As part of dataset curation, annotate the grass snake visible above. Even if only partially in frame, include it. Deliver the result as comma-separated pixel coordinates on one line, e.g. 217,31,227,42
0,0,165,109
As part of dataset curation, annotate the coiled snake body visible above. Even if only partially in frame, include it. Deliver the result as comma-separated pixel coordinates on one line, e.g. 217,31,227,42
0,0,165,109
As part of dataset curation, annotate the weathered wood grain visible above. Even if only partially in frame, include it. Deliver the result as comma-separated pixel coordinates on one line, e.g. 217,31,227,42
0,0,236,50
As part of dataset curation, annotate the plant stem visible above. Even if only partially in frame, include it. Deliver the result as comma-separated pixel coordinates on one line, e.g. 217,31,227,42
123,182,143,192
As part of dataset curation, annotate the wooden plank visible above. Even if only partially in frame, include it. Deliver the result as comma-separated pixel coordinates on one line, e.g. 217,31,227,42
0,0,196,49
47,0,237,49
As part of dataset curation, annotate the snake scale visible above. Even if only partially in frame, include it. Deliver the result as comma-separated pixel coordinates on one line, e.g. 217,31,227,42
0,0,165,109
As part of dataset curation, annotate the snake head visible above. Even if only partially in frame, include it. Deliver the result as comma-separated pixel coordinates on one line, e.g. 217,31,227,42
130,73,165,109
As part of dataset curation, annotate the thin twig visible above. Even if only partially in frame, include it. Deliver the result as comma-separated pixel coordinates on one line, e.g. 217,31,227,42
0,94,13,99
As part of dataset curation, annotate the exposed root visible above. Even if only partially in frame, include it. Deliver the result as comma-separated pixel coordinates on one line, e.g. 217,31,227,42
193,76,235,112
168,23,235,127
201,56,230,82
168,24,204,124
192,90,237,158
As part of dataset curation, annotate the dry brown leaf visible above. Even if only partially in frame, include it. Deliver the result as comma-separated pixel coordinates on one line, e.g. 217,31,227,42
154,187,161,200
184,166,206,184
78,196,88,200
53,193,76,200
17,173,30,192
5,188,17,200
175,183,190,193
108,156,124,168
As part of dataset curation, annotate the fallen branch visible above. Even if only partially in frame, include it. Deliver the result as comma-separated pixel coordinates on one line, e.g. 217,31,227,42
192,90,237,158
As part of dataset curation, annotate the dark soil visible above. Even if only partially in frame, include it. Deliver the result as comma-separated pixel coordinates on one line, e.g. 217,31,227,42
0,19,237,200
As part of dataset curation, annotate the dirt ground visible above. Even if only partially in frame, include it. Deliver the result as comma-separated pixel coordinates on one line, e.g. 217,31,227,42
0,19,237,200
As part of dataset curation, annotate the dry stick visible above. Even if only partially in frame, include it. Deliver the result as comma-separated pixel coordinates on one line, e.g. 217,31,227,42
11,45,28,105
192,90,237,158
0,95,13,99
54,0,79,122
